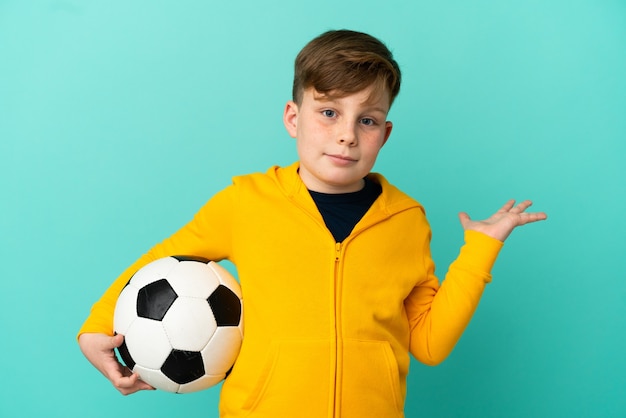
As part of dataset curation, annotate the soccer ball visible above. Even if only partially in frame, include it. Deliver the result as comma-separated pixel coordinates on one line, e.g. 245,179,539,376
114,256,243,393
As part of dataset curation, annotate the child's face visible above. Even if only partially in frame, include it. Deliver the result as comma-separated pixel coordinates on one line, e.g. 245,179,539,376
283,85,393,194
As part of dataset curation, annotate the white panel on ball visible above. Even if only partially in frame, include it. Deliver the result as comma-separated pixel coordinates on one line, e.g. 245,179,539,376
201,327,243,374
125,318,172,369
178,374,226,394
166,261,219,298
163,298,217,351
113,285,139,335
130,257,179,289
208,262,242,298
134,365,180,393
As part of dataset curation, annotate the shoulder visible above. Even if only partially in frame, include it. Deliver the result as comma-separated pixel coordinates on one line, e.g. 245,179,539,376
367,172,425,215
230,162,301,194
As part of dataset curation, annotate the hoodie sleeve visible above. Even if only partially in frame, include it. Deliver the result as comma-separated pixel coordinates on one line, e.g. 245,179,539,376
77,183,237,339
405,230,503,365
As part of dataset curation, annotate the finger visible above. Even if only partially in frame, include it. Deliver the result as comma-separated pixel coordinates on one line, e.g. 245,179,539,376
136,376,156,391
113,373,155,395
498,199,516,213
102,357,127,380
519,211,548,224
112,373,139,394
110,334,124,348
98,334,123,351
121,366,134,378
511,200,533,214
122,380,156,394
458,212,471,229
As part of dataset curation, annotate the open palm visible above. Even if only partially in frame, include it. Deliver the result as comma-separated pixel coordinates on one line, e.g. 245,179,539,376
458,200,547,242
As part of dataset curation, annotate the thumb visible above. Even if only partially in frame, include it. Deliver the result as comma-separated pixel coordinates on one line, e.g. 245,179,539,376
458,212,471,229
109,334,124,349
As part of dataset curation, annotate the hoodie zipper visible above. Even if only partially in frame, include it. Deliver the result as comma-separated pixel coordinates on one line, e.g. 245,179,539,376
332,241,343,417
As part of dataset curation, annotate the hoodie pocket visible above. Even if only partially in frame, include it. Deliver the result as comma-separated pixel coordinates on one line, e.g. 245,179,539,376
341,339,405,417
240,339,331,417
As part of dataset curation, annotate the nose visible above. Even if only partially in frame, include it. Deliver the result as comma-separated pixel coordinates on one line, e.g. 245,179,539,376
337,121,358,146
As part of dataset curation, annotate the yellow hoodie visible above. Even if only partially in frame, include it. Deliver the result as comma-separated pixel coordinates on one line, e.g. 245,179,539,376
78,163,502,417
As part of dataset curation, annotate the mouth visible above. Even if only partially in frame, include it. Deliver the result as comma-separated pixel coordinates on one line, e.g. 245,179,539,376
326,153,357,164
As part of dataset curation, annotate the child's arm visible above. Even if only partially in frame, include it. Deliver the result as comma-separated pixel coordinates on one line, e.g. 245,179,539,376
406,199,546,365
77,185,236,393
78,333,154,395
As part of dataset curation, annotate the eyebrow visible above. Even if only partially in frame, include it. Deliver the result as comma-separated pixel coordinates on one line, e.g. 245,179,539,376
312,95,389,114
362,106,388,114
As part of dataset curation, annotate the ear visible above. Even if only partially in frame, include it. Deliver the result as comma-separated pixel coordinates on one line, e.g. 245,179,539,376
382,121,393,146
283,100,299,138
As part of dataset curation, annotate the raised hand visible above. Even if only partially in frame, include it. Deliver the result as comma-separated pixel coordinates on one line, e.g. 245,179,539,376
458,199,547,242
78,333,155,395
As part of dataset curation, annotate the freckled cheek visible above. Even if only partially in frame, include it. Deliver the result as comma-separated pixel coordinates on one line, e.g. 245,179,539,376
361,146,383,166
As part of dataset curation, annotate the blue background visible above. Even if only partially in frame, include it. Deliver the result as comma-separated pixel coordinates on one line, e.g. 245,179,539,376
1,1,625,417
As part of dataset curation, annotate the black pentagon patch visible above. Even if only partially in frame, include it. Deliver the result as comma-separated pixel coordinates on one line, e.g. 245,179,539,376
116,339,136,370
137,279,178,320
172,255,210,263
161,349,205,384
208,285,241,326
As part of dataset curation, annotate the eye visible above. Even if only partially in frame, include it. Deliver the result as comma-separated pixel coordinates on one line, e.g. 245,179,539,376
360,117,376,126
322,109,336,118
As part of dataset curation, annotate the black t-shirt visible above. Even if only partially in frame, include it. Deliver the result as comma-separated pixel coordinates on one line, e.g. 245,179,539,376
308,177,382,243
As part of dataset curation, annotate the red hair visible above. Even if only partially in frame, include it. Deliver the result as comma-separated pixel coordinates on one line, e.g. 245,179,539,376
292,30,401,106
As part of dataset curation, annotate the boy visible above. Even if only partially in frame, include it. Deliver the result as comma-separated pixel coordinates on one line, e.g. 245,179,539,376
78,29,547,417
